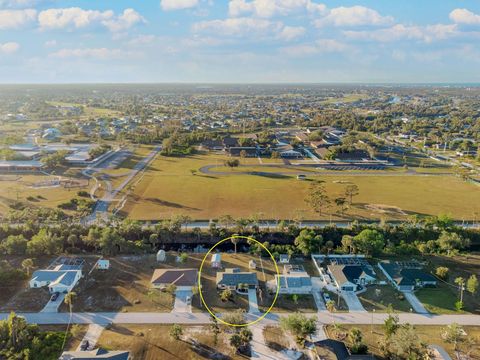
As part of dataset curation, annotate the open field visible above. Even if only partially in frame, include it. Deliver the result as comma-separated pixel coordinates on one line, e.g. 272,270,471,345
46,101,121,118
64,255,175,313
97,324,245,360
121,152,480,220
326,324,480,359
0,174,91,215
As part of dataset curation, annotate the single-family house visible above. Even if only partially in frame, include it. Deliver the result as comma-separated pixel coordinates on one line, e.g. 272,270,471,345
216,268,258,290
211,253,222,268
150,269,198,291
59,348,130,360
271,265,312,294
327,264,376,292
378,262,437,291
30,264,83,294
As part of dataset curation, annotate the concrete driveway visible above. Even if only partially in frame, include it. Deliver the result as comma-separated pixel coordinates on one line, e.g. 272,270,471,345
173,290,193,313
341,291,366,312
403,291,429,314
76,324,105,351
248,289,260,314
40,293,65,313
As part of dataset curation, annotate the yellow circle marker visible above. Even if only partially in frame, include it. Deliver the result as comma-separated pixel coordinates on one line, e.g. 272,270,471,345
198,235,280,327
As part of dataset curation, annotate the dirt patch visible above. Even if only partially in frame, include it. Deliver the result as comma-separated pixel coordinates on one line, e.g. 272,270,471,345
364,203,406,215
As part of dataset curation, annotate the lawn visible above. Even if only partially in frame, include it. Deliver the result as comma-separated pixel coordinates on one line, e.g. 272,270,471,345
263,325,293,352
415,286,461,314
260,294,318,313
97,324,246,360
121,151,480,220
326,324,480,359
357,285,412,312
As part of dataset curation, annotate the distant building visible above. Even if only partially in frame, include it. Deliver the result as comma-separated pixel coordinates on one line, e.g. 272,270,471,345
228,147,258,157
96,259,110,270
42,128,62,140
279,254,290,264
271,265,312,294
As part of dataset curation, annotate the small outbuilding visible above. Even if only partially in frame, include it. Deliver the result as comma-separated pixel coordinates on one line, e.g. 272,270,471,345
156,250,166,262
211,253,222,268
249,260,257,269
279,254,290,264
97,259,110,270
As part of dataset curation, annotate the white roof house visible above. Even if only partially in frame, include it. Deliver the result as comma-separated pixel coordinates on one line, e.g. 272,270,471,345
211,253,222,268
30,264,82,293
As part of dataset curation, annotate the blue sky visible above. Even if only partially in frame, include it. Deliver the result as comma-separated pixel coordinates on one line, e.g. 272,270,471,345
1,0,480,83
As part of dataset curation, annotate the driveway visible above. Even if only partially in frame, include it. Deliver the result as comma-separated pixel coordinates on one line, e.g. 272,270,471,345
403,291,429,314
341,291,366,312
248,289,260,314
40,293,65,313
173,290,193,313
76,324,105,351
311,277,326,311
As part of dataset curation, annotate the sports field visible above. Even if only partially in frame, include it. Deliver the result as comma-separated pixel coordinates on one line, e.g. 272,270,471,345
121,151,480,220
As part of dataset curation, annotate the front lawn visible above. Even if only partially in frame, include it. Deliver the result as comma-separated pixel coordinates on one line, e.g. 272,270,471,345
357,285,411,312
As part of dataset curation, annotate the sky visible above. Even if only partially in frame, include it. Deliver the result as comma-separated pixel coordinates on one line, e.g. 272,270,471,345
1,0,480,83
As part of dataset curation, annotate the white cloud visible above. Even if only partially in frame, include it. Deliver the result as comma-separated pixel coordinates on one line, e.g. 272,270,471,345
193,17,282,37
38,7,144,32
161,0,198,11
44,39,57,47
344,23,458,43
314,6,393,28
38,8,113,30
50,47,129,60
229,0,326,18
0,8,36,29
0,0,39,8
0,41,20,54
449,8,480,25
278,25,305,41
281,38,347,56
102,8,145,32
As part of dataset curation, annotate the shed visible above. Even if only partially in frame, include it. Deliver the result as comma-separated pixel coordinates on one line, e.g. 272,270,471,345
249,260,257,269
97,259,110,270
156,250,166,262
279,254,290,264
211,253,222,268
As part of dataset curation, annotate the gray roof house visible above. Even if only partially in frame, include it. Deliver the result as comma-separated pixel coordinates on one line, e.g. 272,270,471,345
59,348,130,359
379,262,437,291
216,268,258,289
327,264,376,292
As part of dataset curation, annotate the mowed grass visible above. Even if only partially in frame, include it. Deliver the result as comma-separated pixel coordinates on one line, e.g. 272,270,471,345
122,152,480,220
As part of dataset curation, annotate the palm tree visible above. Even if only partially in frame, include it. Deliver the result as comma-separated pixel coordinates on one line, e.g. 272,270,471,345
61,291,77,351
21,258,34,276
231,237,239,254
326,300,335,323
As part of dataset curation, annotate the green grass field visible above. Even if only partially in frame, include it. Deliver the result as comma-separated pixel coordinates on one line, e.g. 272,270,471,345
121,151,480,220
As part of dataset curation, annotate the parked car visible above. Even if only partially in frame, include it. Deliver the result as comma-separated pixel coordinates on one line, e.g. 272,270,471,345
50,292,59,301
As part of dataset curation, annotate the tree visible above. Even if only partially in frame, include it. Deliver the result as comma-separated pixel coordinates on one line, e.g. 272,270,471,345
229,333,243,352
383,311,399,338
210,316,221,346
280,313,317,345
345,184,359,205
179,252,188,263
239,150,247,160
306,182,331,216
348,328,368,354
455,277,466,303
21,258,34,276
231,236,239,253
67,234,77,249
62,292,76,351
294,229,323,256
169,324,183,341
27,228,63,256
435,266,449,280
2,235,27,255
99,228,126,256
466,274,478,295
437,231,470,255
341,235,354,254
220,288,233,302
334,197,349,215
383,324,427,360
443,323,465,351
353,229,385,256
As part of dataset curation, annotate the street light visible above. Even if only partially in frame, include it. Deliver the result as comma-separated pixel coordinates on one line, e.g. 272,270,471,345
371,309,376,333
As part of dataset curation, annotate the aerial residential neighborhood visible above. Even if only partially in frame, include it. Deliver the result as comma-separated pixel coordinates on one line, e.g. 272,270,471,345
1,0,480,360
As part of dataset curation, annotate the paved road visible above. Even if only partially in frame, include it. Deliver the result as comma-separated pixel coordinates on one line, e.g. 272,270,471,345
403,291,429,314
2,311,479,326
